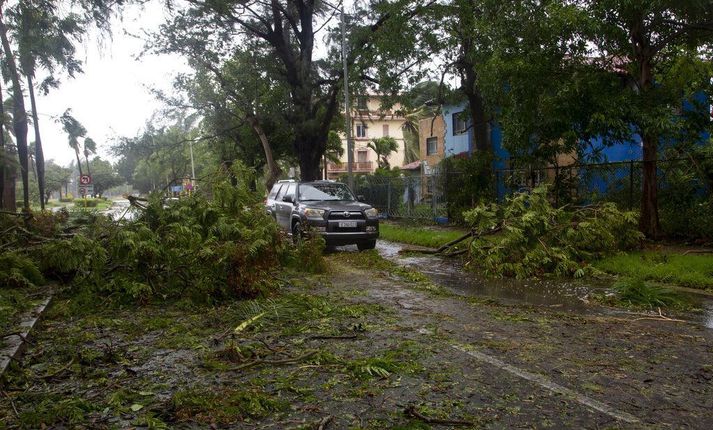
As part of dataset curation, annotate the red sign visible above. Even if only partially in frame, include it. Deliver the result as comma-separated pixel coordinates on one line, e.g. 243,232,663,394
79,175,92,185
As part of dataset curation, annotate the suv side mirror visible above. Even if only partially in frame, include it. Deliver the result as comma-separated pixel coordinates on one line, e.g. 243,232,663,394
283,195,294,203
357,195,365,202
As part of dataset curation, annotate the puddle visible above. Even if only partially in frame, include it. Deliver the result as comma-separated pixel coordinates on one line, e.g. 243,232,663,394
103,199,138,221
375,240,597,311
339,240,713,329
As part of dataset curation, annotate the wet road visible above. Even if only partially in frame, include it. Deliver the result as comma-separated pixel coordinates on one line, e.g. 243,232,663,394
338,240,713,329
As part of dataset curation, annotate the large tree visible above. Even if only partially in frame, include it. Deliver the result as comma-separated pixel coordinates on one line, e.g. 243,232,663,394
0,5,30,211
58,109,88,177
10,0,83,210
587,0,713,238
161,0,437,181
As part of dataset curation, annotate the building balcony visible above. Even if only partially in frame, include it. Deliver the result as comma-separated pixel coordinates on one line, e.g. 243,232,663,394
327,161,374,173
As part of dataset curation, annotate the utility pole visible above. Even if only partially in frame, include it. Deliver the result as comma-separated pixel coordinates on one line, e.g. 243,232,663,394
189,140,196,187
341,3,354,191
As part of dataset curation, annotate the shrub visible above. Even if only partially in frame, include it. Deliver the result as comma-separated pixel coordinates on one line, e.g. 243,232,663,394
463,185,643,278
74,198,100,207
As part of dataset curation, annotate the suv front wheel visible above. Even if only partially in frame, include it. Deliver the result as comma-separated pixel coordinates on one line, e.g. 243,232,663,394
292,221,304,244
357,239,376,251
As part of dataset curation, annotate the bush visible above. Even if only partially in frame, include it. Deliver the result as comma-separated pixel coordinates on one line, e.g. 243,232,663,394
74,198,100,207
463,185,643,278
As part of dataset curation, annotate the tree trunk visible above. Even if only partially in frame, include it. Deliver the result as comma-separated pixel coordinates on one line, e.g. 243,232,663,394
3,160,15,211
0,74,5,209
0,14,29,211
633,42,660,238
457,48,490,153
85,155,91,177
297,135,324,181
27,75,45,210
639,133,660,238
74,150,83,177
247,115,281,189
462,67,490,152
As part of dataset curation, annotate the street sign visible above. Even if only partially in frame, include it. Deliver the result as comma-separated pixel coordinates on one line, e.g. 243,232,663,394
79,185,94,197
79,175,92,185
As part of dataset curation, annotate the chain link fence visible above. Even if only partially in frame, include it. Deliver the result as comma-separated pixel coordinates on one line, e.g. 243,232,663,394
354,157,712,233
352,174,449,221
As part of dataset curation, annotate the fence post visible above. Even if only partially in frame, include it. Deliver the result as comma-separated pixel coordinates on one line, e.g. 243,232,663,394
386,179,391,219
431,175,436,219
629,160,634,210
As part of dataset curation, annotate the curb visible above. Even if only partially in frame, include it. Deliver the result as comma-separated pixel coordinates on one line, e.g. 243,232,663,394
0,295,52,377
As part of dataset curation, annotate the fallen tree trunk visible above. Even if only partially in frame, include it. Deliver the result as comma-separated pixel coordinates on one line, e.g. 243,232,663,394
398,225,501,257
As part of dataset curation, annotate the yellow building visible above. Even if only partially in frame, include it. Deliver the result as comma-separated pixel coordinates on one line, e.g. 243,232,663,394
326,95,407,179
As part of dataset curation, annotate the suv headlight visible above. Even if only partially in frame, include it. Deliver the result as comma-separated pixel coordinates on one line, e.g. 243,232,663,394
304,208,325,219
364,208,378,219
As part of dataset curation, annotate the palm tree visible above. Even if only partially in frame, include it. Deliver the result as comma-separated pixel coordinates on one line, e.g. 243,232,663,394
12,1,83,210
397,105,428,164
83,137,96,176
0,12,30,211
367,137,398,169
59,109,87,177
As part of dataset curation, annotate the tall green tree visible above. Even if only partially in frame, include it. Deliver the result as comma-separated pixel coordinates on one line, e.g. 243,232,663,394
58,109,87,177
367,136,398,169
0,5,30,211
586,0,713,238
160,0,437,181
83,137,96,176
10,0,84,210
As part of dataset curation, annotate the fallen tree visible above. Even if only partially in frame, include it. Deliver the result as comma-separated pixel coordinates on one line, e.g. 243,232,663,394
0,166,321,304
461,186,643,278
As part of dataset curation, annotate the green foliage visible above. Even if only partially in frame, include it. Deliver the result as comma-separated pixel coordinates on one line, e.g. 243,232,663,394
439,155,495,223
0,251,45,288
19,397,96,428
613,277,687,310
73,197,101,207
367,137,399,169
285,234,327,274
464,186,642,278
170,388,287,424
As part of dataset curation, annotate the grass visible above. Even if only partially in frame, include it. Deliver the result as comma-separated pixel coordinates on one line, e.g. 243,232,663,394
594,251,713,290
379,222,469,248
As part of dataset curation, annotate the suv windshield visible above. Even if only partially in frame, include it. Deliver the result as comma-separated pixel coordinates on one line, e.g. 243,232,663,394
299,183,355,201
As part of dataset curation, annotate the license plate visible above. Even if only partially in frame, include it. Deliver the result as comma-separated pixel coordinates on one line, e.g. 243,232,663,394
338,221,357,228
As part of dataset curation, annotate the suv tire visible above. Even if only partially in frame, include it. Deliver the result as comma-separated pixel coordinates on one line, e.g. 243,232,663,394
292,221,304,244
357,239,376,251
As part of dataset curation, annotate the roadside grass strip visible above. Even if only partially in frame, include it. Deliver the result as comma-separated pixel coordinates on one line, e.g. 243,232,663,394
379,223,469,249
594,251,713,290
451,344,641,424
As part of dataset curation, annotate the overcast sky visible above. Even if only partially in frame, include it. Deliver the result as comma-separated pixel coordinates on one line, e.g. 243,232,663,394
36,2,188,166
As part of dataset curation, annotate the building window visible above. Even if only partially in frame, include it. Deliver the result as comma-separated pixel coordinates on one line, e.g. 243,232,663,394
357,150,368,163
356,96,368,110
426,137,438,155
453,112,467,135
356,123,368,138
383,124,389,137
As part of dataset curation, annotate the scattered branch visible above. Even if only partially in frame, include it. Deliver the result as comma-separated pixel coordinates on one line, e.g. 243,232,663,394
225,350,318,372
404,404,475,426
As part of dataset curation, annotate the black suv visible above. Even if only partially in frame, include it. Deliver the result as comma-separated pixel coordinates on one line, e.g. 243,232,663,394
266,180,379,250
